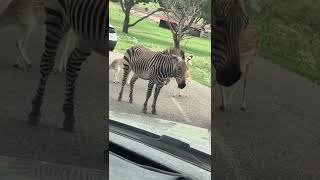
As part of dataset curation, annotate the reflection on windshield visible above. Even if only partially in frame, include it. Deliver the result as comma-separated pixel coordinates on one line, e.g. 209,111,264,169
110,111,211,155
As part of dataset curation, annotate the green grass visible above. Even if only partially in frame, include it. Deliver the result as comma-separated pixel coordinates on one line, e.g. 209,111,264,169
110,2,211,87
249,0,320,84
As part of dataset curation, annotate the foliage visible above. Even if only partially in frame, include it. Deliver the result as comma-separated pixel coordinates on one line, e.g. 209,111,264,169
119,0,163,33
158,0,208,49
249,0,320,83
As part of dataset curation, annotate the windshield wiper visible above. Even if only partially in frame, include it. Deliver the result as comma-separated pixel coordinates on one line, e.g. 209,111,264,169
158,135,191,149
109,119,211,171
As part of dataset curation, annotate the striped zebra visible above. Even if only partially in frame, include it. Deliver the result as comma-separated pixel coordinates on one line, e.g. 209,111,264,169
0,0,75,70
212,0,249,87
125,47,187,85
219,28,259,111
117,45,187,115
27,0,107,132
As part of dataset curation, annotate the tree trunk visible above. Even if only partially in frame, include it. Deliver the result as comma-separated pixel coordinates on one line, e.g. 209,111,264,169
173,34,181,49
122,10,130,33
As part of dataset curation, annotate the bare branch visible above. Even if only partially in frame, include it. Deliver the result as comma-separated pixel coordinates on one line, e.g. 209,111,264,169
129,8,164,27
119,0,126,13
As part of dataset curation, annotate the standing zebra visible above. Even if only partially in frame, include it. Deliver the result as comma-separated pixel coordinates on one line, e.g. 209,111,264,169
213,0,249,110
212,0,249,87
219,28,259,111
118,45,187,115
27,0,107,132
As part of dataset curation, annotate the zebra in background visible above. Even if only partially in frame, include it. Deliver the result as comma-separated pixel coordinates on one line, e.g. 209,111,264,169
27,0,107,132
118,45,187,115
212,0,249,87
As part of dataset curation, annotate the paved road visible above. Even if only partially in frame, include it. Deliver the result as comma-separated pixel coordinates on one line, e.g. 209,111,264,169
0,26,106,171
109,51,211,130
214,57,320,179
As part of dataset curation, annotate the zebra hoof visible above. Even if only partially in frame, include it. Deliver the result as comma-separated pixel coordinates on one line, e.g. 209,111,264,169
12,64,23,70
61,120,75,133
240,107,246,111
27,113,41,126
151,110,157,115
118,97,122,102
129,99,133,103
142,108,147,114
219,105,226,111
26,63,32,69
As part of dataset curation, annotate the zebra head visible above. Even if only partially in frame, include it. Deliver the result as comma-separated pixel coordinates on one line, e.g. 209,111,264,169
170,54,187,89
213,0,249,87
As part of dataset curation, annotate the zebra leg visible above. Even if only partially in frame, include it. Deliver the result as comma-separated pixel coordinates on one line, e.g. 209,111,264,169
240,64,250,111
61,46,91,132
142,81,154,114
226,80,241,109
28,27,67,126
151,84,163,115
118,63,131,102
129,74,138,103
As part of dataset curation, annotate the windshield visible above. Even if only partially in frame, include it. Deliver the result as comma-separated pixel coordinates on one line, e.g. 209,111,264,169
109,0,211,166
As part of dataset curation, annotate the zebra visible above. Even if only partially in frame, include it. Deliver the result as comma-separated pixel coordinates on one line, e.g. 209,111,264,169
125,47,188,85
27,0,107,132
219,28,259,111
0,0,75,70
117,45,187,115
212,0,249,87
213,0,252,111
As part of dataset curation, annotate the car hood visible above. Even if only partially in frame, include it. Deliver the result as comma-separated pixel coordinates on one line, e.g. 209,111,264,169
109,111,211,155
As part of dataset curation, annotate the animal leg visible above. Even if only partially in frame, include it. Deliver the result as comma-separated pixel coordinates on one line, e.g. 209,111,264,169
14,23,34,70
126,72,133,85
57,30,75,73
113,66,121,83
28,22,68,126
118,63,131,101
151,84,163,115
128,74,138,103
142,81,154,113
62,44,91,132
240,64,250,111
226,80,241,109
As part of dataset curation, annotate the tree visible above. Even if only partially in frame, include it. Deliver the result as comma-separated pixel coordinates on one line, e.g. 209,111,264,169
159,0,208,49
119,0,163,33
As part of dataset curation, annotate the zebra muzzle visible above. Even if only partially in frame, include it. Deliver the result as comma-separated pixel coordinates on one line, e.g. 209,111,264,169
178,81,186,89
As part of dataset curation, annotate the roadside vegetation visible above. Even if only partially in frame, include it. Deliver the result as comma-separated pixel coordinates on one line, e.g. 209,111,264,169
248,0,320,84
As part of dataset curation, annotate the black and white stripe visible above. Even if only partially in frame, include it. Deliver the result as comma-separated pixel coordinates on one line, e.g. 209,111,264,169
27,0,107,132
212,0,249,87
118,45,187,115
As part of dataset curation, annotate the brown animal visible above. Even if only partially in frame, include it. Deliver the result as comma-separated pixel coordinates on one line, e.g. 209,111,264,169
109,58,132,84
219,28,259,111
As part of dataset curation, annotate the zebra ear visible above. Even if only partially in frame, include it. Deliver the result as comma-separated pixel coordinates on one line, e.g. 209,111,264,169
171,54,182,63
